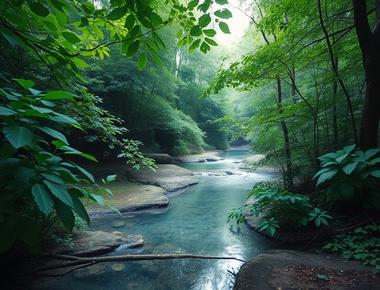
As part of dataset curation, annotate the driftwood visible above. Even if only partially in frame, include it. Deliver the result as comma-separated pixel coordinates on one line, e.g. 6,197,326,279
29,253,246,276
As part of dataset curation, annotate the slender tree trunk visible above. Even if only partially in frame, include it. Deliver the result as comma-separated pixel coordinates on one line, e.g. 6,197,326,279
332,57,339,148
276,77,293,188
353,0,380,149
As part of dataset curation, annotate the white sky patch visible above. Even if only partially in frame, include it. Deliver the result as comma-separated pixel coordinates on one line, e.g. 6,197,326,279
214,0,251,47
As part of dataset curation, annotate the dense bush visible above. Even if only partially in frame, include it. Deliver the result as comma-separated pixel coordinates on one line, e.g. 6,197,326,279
0,81,110,253
314,145,380,208
228,183,332,236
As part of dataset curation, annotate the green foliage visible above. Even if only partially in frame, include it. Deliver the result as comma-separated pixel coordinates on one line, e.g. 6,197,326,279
228,183,332,236
314,145,380,207
324,224,380,272
0,81,111,253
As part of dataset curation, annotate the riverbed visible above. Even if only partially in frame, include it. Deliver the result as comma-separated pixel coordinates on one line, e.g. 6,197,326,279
35,147,276,290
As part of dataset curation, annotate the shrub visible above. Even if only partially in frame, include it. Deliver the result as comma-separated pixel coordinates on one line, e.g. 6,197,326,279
324,224,380,272
314,145,380,208
0,80,109,253
228,183,332,236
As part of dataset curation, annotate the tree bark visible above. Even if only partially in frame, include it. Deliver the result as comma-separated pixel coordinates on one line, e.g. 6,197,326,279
353,0,380,149
276,77,293,189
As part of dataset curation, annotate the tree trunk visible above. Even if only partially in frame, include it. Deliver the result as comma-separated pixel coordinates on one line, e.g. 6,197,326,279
276,77,293,188
353,0,380,149
332,57,339,148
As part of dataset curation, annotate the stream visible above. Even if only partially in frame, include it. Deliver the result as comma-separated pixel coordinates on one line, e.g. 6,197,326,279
36,147,276,290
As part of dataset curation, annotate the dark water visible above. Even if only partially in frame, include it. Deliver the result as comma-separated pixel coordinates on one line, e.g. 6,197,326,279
33,147,275,290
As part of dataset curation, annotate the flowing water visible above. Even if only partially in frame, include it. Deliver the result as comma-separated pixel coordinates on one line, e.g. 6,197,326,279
34,147,276,290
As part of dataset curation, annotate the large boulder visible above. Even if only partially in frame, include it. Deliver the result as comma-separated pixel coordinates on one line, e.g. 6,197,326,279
126,164,199,191
145,153,174,164
176,151,224,163
88,183,169,215
234,249,379,290
50,230,144,256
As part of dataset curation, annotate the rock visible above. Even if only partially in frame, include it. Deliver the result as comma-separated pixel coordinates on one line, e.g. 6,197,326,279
239,154,266,170
234,249,380,290
88,183,169,215
225,170,234,175
51,230,144,256
111,263,126,272
176,151,224,163
145,153,174,164
126,164,199,192
111,219,127,228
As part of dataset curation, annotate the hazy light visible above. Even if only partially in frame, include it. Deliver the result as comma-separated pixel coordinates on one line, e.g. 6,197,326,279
215,0,252,46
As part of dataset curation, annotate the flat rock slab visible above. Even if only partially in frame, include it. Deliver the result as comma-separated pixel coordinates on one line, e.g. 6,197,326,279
50,230,144,256
234,250,380,290
176,151,224,163
88,182,168,215
145,153,174,164
126,164,199,192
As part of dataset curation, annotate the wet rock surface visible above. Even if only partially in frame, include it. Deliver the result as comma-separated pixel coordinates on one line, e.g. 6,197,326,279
234,249,380,290
126,164,199,191
50,230,144,256
145,153,174,164
175,151,224,163
88,182,169,215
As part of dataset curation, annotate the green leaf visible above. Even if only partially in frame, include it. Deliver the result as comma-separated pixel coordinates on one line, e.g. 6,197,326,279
62,31,81,44
189,39,201,51
73,164,95,183
149,12,163,26
203,29,216,37
126,40,140,57
200,42,210,53
29,2,50,17
44,90,73,100
89,194,104,205
14,79,35,89
198,14,211,28
190,25,202,37
3,126,34,149
55,201,75,231
124,14,135,30
214,9,232,19
39,127,68,144
219,21,230,33
205,37,218,46
342,162,358,175
72,196,90,224
137,52,148,70
316,169,338,186
0,106,16,116
32,183,54,216
369,170,380,178
108,6,128,21
188,0,199,10
215,0,228,4
106,174,117,182
44,180,73,208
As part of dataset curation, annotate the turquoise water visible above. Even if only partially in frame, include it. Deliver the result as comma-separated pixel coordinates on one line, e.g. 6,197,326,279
33,147,275,290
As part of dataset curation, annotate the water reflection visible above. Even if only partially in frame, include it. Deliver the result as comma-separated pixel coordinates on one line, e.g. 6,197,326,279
32,147,275,290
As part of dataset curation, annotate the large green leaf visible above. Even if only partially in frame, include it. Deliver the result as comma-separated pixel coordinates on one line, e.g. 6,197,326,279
3,126,34,149
108,6,128,20
126,41,140,57
32,183,54,216
0,106,16,116
55,200,75,231
14,79,35,89
137,52,148,70
29,2,49,17
39,127,68,144
44,180,73,208
62,31,81,44
342,162,359,175
72,196,90,223
44,90,73,100
316,169,338,186
198,14,211,28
